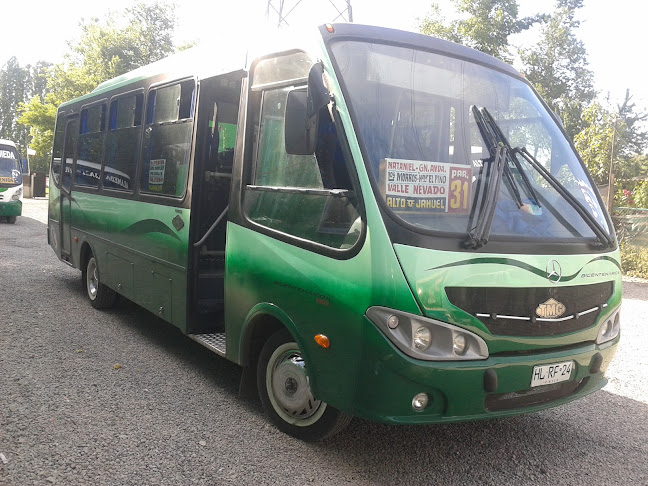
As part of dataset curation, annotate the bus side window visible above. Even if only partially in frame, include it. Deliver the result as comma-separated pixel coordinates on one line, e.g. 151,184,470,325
244,86,362,250
104,93,143,192
75,103,106,188
140,80,195,197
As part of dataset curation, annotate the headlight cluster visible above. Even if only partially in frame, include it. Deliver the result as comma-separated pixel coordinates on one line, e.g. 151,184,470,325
11,187,23,201
596,309,620,344
366,306,489,361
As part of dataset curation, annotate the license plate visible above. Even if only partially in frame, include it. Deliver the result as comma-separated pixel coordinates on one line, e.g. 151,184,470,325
530,361,574,387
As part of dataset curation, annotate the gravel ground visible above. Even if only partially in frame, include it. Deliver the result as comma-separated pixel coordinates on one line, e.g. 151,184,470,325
1,198,647,486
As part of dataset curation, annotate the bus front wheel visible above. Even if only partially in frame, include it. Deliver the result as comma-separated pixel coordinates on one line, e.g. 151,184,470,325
83,254,117,309
7,216,16,224
257,328,352,441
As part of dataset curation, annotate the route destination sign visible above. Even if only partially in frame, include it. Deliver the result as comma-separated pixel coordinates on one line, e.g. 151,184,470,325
381,158,471,214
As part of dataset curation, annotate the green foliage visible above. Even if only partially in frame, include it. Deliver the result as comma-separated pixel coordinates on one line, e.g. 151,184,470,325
519,0,594,139
620,242,648,279
635,181,648,209
573,103,618,185
616,89,648,158
17,1,180,171
17,95,57,173
67,2,177,86
0,58,51,162
419,0,545,62
574,93,648,191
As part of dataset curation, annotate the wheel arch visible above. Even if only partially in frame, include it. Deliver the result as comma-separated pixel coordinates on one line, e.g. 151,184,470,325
236,303,311,399
238,303,307,366
79,240,94,272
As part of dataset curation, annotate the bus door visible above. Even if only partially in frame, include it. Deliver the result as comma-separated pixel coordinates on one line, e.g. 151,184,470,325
60,117,78,262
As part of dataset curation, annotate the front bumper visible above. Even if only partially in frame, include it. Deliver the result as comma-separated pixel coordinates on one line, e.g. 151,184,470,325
351,319,618,424
0,200,22,217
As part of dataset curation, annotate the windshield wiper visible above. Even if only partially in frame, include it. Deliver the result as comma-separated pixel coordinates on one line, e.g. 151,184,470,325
481,108,542,210
513,146,615,248
467,106,613,250
466,106,519,249
465,143,506,249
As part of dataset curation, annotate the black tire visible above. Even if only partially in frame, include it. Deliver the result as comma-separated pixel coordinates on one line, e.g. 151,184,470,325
7,216,16,224
83,254,117,309
257,328,352,441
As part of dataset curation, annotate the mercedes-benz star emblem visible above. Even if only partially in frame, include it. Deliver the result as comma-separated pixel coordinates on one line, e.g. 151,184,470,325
546,259,562,283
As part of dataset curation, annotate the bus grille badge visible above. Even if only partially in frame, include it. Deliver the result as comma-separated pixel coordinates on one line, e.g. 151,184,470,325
536,298,566,319
546,259,562,283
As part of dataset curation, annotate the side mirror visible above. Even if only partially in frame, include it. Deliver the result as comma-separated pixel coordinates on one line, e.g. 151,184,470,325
307,62,330,118
285,88,317,155
284,62,330,155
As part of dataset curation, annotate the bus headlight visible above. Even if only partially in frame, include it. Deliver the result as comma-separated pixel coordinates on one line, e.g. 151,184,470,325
366,306,489,361
596,309,620,344
453,333,467,355
11,187,22,200
413,326,432,351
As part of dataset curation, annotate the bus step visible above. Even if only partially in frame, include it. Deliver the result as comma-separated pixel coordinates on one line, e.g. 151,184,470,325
189,332,226,357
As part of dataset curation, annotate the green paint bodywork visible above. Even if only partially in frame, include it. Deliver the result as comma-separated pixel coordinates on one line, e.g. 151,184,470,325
0,199,21,217
394,245,622,354
221,32,621,423
47,27,622,426
50,189,189,329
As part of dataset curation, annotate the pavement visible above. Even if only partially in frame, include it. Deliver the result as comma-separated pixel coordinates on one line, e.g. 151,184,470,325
0,197,646,486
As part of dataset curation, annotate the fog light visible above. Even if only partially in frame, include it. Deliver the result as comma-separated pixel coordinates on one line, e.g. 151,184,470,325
612,313,620,334
601,320,610,336
387,315,399,329
453,333,467,355
596,310,621,344
412,393,429,411
413,327,432,351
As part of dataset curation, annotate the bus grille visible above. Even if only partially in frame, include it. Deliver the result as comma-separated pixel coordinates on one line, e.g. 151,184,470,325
484,378,587,411
445,282,614,337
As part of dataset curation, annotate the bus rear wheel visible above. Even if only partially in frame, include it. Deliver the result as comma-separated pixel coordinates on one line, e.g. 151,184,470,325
257,328,352,441
83,254,117,309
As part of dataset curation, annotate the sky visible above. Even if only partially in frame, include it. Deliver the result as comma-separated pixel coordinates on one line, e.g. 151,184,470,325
2,0,647,109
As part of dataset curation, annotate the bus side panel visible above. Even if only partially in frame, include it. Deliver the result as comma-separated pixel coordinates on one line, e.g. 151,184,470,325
70,192,189,330
223,221,421,414
0,186,22,217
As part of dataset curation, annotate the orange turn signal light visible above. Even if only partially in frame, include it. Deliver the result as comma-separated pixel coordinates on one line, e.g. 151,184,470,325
314,334,330,349
326,24,335,33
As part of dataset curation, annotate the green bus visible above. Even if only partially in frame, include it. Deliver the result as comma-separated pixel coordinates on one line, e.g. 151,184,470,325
0,139,23,223
48,24,621,441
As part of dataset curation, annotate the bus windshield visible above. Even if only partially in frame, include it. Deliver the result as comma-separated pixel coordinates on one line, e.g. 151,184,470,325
330,41,610,244
0,157,21,186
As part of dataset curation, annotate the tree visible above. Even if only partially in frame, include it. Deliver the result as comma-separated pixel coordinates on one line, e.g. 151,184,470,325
17,95,57,173
0,57,30,145
419,0,546,62
616,89,648,157
519,0,595,139
18,1,180,171
0,58,52,166
573,102,618,186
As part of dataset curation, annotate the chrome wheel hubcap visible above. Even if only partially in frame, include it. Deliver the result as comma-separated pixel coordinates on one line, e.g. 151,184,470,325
87,259,98,300
267,343,325,425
